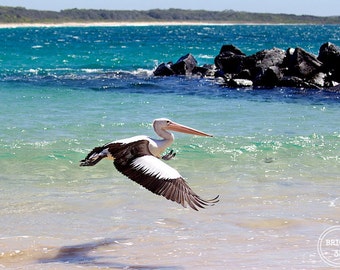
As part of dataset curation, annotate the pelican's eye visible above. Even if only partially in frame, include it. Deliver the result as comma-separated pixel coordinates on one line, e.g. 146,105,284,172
166,120,171,125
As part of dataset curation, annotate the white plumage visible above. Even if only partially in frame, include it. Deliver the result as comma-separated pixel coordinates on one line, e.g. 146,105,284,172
132,156,181,180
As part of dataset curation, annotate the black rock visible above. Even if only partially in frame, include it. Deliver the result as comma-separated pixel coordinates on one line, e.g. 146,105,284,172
153,62,175,76
246,48,286,86
248,48,286,71
171,53,197,75
285,47,323,78
318,42,340,82
218,44,246,56
254,66,283,88
153,53,198,76
214,44,246,74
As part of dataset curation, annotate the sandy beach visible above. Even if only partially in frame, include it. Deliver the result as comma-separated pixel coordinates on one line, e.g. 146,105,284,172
0,21,284,28
0,21,216,28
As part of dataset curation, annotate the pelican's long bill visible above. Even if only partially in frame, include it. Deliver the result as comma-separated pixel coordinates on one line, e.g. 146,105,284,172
166,121,213,137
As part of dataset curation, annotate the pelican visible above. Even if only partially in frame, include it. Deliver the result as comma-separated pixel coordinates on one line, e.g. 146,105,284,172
80,118,219,211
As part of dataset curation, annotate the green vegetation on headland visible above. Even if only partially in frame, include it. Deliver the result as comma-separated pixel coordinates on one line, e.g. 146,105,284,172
0,6,339,24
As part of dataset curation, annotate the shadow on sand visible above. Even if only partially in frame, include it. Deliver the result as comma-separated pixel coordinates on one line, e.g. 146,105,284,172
38,238,182,269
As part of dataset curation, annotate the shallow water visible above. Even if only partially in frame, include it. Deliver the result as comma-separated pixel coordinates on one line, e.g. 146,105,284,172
0,25,339,269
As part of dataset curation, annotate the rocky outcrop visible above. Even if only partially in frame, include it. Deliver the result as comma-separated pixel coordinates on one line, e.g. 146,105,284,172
153,42,340,91
214,44,336,89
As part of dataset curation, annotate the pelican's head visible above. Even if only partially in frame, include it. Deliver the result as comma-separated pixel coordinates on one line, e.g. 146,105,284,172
153,118,213,137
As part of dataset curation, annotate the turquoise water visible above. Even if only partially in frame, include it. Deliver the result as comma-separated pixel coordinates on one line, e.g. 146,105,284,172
0,25,339,269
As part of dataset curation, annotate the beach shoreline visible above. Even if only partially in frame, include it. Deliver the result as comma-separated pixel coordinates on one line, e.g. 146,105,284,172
0,21,228,28
0,21,297,28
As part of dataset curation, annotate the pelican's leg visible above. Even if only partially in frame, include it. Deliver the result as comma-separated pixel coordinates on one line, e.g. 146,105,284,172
161,149,176,160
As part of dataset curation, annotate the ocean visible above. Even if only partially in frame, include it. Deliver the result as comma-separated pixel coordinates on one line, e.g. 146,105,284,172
0,24,339,269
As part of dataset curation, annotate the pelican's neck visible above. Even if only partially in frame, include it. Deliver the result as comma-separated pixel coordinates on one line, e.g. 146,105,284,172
150,128,174,157
156,127,174,141
157,127,174,147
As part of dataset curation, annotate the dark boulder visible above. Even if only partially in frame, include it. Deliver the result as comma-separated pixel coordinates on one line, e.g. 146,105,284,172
247,48,286,71
214,44,246,74
153,53,198,76
318,42,340,82
171,53,197,75
254,66,284,88
217,54,245,74
153,62,175,76
245,48,286,87
218,44,246,56
284,47,323,78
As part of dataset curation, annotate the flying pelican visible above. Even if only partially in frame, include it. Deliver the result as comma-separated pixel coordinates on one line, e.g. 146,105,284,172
80,118,219,211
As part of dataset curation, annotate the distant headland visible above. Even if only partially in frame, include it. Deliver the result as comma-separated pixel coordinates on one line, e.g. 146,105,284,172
0,6,339,25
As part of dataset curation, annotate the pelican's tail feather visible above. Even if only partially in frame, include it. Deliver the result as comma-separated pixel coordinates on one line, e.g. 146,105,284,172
80,146,109,166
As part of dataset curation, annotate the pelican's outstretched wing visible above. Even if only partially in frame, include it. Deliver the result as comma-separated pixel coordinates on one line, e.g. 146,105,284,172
113,140,219,210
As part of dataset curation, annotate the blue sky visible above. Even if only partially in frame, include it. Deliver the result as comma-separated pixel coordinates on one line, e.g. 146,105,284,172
0,0,339,16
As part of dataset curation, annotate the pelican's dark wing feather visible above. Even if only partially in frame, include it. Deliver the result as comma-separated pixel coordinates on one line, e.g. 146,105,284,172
112,140,219,210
